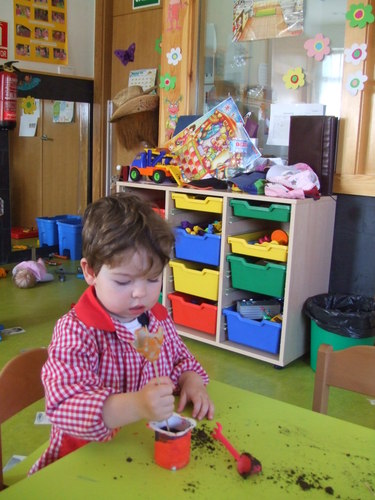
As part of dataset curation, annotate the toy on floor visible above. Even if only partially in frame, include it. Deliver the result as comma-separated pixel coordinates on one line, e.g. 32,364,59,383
0,268,7,278
12,258,54,289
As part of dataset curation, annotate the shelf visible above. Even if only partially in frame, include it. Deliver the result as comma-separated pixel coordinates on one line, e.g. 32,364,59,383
117,181,336,366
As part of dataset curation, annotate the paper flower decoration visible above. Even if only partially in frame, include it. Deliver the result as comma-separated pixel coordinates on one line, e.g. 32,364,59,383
159,72,176,91
167,47,182,66
155,35,162,55
346,2,374,28
346,70,368,96
304,33,331,61
22,96,37,114
344,43,367,65
283,67,305,90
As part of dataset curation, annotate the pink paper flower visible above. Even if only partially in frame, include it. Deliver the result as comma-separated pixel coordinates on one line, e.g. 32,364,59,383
304,33,331,61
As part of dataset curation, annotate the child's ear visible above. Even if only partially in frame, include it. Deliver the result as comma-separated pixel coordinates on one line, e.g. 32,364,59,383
80,258,96,285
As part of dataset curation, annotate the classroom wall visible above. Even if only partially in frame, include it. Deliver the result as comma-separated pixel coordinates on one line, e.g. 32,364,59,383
1,0,95,77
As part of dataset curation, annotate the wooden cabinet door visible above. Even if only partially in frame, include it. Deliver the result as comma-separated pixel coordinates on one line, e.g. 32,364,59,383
9,99,43,228
9,99,89,228
41,100,89,216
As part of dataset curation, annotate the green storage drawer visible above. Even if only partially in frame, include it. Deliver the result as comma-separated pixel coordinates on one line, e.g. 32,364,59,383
227,254,286,298
230,199,291,222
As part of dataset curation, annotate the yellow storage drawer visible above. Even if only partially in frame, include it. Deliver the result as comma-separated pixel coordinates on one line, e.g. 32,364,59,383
228,231,288,263
171,193,223,214
169,260,219,301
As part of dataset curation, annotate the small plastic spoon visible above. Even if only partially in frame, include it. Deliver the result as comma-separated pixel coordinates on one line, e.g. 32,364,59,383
212,422,262,478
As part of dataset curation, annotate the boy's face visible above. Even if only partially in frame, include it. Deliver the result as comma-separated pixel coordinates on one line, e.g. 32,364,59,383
81,249,163,322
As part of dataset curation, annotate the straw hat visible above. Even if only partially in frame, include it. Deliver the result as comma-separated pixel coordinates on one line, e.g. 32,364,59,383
110,85,159,122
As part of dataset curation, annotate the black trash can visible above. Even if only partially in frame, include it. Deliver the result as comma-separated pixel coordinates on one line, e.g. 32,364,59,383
303,294,375,370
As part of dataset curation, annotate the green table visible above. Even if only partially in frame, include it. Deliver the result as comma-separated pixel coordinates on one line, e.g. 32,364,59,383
2,380,374,499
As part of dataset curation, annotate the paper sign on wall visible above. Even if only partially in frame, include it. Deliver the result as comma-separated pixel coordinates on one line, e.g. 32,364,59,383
128,68,157,90
0,20,9,59
13,0,68,65
267,103,325,146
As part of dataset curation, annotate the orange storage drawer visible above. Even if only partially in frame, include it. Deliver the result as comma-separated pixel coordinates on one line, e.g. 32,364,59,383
168,292,217,335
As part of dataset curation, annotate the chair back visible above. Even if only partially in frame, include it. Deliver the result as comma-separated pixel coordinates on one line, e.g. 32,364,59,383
313,343,375,414
0,347,48,490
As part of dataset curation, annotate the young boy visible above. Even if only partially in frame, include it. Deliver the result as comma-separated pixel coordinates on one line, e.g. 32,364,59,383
30,193,214,474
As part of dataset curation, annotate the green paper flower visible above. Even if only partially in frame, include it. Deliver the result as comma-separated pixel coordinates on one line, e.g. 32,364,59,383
155,35,162,55
346,2,374,28
159,72,176,91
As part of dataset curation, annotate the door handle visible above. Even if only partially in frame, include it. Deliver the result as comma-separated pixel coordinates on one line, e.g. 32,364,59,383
41,134,53,141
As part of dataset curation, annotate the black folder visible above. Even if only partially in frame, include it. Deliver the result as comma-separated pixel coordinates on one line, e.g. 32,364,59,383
288,115,339,196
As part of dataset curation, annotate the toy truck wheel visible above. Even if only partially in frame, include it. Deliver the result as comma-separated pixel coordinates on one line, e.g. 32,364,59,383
130,168,141,182
152,170,166,184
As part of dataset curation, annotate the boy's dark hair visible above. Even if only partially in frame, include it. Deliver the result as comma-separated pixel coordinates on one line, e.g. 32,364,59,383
82,192,174,275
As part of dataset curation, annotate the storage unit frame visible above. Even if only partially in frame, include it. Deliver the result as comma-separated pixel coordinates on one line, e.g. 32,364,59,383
117,181,336,367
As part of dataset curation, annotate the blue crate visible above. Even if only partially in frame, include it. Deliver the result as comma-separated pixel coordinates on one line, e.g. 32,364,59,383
56,217,83,260
174,227,221,266
223,305,281,354
36,215,74,246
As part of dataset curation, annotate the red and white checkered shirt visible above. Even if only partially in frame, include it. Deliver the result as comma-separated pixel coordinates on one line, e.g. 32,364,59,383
29,286,209,474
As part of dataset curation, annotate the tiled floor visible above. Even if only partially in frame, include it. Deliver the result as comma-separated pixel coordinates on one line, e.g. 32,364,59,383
1,258,374,470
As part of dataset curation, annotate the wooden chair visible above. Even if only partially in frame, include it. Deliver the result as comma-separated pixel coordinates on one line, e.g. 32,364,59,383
0,347,48,490
313,343,375,414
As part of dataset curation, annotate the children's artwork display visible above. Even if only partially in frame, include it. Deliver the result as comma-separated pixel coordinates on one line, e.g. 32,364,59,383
233,0,304,42
165,97,261,181
14,0,68,64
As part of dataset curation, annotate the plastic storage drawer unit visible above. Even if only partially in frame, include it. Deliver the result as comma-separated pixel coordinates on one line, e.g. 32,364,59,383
174,227,221,266
227,254,286,298
169,260,219,301
230,199,291,222
223,306,281,354
228,231,288,262
171,193,223,214
168,292,217,335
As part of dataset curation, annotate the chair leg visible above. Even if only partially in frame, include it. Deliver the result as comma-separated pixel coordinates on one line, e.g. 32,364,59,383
312,345,332,413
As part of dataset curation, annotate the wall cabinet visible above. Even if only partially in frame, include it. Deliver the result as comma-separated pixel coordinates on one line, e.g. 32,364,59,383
9,99,89,227
117,181,336,367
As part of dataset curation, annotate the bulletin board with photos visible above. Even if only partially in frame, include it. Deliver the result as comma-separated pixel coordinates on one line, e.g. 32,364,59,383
14,0,68,64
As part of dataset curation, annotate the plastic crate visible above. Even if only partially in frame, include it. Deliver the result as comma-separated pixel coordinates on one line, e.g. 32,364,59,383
223,305,281,354
228,231,288,262
230,199,291,222
168,292,217,335
171,193,223,214
169,260,219,301
174,227,221,266
36,215,75,246
56,217,83,260
227,254,286,298
11,227,38,239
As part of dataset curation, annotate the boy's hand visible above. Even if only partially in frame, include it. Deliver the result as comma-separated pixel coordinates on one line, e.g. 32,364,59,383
138,376,175,422
177,371,215,421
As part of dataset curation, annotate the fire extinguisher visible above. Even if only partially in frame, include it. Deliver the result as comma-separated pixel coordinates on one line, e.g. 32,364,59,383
0,61,19,130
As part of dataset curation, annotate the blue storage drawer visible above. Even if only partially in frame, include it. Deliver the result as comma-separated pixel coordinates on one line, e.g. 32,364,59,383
174,227,221,266
223,306,281,354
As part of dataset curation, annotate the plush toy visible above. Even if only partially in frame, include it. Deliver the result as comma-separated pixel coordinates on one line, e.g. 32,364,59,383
12,258,54,289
